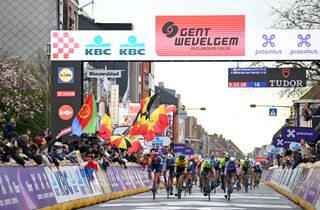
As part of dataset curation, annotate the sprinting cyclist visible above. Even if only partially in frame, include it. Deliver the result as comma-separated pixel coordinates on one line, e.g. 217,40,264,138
200,154,215,196
252,162,262,188
186,155,197,188
163,153,175,195
224,157,240,199
240,157,253,190
174,154,189,196
219,153,230,192
147,150,163,193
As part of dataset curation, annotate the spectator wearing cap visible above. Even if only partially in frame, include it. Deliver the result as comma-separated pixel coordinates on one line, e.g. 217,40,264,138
49,142,65,161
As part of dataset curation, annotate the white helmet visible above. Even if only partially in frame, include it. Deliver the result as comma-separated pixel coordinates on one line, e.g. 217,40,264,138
230,157,236,161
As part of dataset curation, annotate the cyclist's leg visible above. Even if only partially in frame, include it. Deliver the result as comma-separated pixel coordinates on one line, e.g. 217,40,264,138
169,169,174,194
156,165,162,190
224,174,229,197
163,168,168,184
147,166,153,189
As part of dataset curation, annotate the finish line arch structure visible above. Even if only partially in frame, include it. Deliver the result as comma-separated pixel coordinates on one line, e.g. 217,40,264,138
50,15,320,136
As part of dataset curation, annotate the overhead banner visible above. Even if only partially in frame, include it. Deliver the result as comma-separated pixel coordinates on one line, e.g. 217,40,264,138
51,20,320,61
155,15,245,56
228,67,306,88
281,126,318,142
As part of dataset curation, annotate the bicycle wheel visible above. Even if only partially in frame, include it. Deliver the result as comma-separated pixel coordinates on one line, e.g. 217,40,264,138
213,179,217,193
227,189,231,201
153,173,157,200
244,175,248,193
166,178,172,198
177,175,183,199
207,180,211,201
188,180,192,195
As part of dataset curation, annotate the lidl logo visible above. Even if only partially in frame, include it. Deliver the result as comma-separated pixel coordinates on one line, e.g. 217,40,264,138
58,67,74,84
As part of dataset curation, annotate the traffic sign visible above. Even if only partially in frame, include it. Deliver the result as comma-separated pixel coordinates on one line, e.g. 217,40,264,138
269,108,277,116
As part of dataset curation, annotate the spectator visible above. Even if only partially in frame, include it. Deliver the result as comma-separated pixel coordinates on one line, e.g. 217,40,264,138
301,103,312,121
316,140,320,160
300,139,311,162
49,142,65,161
3,119,16,139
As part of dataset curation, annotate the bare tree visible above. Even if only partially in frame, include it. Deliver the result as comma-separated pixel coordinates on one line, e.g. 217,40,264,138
270,0,320,97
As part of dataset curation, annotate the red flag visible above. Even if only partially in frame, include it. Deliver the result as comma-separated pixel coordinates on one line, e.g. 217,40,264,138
99,114,112,140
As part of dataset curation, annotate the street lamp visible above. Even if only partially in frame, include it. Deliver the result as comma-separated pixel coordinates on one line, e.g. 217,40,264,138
250,104,291,108
250,104,294,124
178,107,206,111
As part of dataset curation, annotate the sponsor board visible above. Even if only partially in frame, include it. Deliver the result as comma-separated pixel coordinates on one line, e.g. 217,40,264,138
56,91,75,97
58,105,74,120
51,28,320,61
58,67,74,84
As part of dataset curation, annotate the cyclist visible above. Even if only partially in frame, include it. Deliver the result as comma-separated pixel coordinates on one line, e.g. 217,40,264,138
163,153,175,195
224,157,240,199
240,157,253,191
174,154,189,196
196,156,204,189
219,153,230,192
186,155,197,188
147,150,163,192
200,154,214,196
252,162,262,188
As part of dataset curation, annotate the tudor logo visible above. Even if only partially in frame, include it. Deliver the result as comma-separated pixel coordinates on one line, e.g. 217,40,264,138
282,68,291,79
58,105,74,120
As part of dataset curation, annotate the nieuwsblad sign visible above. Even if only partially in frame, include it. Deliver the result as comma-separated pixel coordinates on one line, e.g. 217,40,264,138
51,15,320,61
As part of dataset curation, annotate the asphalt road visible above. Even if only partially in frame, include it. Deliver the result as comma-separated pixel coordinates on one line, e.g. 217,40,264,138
81,183,302,210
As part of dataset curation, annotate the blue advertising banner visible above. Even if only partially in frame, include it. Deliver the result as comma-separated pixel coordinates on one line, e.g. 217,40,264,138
281,126,318,142
184,147,194,155
173,144,186,154
272,137,293,148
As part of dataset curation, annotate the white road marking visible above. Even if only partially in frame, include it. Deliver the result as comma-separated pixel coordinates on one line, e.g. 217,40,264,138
99,200,292,209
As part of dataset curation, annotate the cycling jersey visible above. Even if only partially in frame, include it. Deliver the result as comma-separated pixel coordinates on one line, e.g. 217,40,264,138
224,160,239,175
200,158,214,172
175,158,189,168
219,157,228,171
147,154,163,173
187,160,197,172
253,166,262,174
240,160,252,172
148,154,163,166
164,157,175,168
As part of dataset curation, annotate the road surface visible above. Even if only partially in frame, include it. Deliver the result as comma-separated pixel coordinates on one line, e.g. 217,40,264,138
81,182,302,210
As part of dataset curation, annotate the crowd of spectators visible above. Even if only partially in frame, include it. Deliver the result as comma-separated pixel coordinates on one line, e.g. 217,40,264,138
0,119,146,171
275,139,320,170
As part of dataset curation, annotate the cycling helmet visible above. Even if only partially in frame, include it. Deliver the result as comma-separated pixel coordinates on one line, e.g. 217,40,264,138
230,157,236,161
179,154,185,159
167,153,174,159
189,155,195,161
255,162,261,166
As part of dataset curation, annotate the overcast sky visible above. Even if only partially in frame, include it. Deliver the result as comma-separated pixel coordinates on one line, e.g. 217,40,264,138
79,0,296,154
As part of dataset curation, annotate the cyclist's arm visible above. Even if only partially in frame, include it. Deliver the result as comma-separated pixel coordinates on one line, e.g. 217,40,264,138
174,160,177,173
219,158,225,169
224,162,229,176
235,162,240,175
183,160,188,174
163,158,167,168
